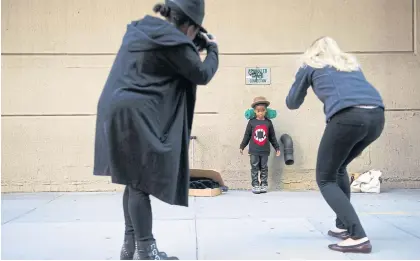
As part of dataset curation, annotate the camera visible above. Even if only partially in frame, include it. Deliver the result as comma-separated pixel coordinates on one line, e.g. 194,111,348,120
193,33,214,52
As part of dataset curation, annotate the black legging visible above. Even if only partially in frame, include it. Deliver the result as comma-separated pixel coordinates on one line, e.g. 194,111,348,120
316,107,384,239
123,185,154,241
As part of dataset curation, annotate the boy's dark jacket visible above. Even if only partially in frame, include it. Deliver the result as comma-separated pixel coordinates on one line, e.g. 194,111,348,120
240,118,280,156
93,16,219,207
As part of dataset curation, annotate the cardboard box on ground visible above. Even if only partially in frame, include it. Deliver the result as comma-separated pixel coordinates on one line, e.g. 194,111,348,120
189,169,227,197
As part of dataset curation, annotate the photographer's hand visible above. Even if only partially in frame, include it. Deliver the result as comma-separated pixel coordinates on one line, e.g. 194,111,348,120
201,33,217,47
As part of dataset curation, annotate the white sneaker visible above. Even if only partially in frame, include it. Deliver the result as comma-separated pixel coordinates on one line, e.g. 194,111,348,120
260,185,268,193
252,186,261,194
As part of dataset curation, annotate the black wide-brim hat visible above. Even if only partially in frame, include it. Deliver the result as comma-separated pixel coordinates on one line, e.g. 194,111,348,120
167,0,207,33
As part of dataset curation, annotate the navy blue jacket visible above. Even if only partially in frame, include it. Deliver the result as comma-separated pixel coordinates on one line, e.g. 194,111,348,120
286,65,384,121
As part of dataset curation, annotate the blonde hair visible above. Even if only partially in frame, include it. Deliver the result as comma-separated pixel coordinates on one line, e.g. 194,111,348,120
300,36,360,72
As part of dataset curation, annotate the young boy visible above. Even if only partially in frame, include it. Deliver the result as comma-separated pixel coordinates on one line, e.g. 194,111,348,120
240,97,281,194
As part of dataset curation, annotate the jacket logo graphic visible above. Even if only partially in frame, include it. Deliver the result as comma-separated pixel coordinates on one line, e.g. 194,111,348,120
253,124,268,146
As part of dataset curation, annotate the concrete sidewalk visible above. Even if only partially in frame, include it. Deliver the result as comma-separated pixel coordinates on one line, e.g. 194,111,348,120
2,190,420,260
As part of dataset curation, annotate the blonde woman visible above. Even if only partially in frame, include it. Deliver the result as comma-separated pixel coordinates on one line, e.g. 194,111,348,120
286,37,385,253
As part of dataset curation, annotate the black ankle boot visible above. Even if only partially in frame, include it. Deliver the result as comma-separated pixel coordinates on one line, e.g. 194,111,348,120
133,240,178,260
120,235,170,260
120,234,135,260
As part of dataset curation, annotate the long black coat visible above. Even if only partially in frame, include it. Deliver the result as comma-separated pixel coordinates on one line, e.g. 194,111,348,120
93,16,219,207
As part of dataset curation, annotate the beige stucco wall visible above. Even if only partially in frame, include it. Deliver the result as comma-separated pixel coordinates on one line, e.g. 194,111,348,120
2,0,420,192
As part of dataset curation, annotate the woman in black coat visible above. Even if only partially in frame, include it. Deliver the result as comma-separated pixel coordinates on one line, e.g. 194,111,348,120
93,0,219,259
286,37,385,254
